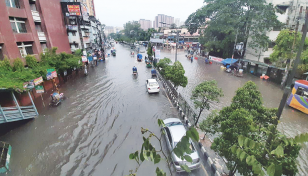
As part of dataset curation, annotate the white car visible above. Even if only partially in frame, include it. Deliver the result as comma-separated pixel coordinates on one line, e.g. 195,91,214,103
146,79,160,93
162,118,201,172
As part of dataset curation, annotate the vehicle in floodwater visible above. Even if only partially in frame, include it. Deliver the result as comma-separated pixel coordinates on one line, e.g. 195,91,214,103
287,80,308,114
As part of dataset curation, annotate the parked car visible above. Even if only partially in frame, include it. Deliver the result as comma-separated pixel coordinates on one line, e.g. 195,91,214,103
162,118,201,172
146,79,160,93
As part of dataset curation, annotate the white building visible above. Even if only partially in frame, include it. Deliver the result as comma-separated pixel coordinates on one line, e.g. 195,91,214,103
139,19,152,30
244,0,308,63
175,18,180,27
104,26,115,36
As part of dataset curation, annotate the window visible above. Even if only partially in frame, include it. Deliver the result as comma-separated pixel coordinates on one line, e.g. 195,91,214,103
0,44,4,61
29,3,37,11
268,41,276,48
72,32,76,36
5,0,20,8
17,42,33,57
296,87,308,98
41,43,47,52
273,26,281,31
10,17,27,33
35,24,42,32
164,127,173,145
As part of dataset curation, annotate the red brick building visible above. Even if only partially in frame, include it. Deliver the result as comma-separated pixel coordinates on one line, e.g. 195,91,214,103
0,0,71,63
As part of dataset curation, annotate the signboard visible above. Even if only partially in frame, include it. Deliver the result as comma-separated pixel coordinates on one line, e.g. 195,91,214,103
34,76,43,86
46,72,53,80
82,56,87,62
64,70,67,76
23,80,34,89
155,50,160,59
46,68,57,80
209,55,223,63
67,5,81,16
81,5,89,21
67,25,78,31
47,68,55,73
51,71,57,78
35,85,44,94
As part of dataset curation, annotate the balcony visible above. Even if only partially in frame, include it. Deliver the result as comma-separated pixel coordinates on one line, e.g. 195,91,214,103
31,10,41,22
37,32,46,41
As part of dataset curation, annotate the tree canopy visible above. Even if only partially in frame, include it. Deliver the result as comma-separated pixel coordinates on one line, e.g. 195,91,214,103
110,21,157,42
270,29,308,72
199,81,308,175
191,80,223,125
0,47,82,91
185,0,281,58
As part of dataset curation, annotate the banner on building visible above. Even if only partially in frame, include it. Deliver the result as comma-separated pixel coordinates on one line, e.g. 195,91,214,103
67,5,81,16
81,5,89,21
209,55,223,63
35,85,44,94
34,76,43,86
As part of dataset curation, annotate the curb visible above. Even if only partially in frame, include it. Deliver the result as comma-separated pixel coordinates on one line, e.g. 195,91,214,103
199,142,221,176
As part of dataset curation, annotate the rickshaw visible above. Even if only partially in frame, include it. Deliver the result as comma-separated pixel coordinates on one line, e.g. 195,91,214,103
50,92,64,106
146,61,152,68
111,50,116,56
137,54,142,61
151,69,157,77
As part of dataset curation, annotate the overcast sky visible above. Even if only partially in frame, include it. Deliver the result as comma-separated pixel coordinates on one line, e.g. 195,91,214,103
94,0,205,27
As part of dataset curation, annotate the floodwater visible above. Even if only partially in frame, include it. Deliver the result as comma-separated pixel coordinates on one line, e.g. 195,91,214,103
0,44,208,176
159,47,308,175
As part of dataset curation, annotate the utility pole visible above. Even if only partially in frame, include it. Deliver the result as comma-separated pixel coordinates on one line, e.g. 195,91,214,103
175,30,179,62
232,27,239,59
277,8,308,119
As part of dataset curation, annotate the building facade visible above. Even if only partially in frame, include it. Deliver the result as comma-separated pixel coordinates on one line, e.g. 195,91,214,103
104,26,115,36
139,19,152,31
244,0,308,63
0,0,71,63
79,0,95,17
153,14,174,29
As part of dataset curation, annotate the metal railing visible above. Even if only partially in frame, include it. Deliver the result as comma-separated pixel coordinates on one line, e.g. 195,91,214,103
0,105,37,124
156,69,197,124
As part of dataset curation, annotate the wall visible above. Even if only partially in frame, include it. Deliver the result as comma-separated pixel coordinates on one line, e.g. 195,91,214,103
39,0,71,53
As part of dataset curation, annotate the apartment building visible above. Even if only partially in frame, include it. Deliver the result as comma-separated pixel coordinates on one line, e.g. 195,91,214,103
139,19,152,30
244,0,308,63
153,14,174,29
0,0,71,63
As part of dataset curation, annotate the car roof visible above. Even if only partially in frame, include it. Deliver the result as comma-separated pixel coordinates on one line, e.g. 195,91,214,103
147,79,157,83
163,118,181,124
169,125,186,143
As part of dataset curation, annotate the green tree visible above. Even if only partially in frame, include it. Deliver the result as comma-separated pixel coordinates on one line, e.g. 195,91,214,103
164,61,188,90
191,80,223,125
170,23,177,29
185,0,281,58
200,81,308,176
147,42,153,60
13,58,24,72
270,29,308,71
128,119,200,176
156,58,172,76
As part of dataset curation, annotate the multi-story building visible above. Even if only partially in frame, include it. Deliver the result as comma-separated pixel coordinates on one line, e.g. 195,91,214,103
0,0,71,63
153,14,174,29
104,26,115,36
175,18,180,27
139,19,152,30
61,1,103,54
244,0,308,63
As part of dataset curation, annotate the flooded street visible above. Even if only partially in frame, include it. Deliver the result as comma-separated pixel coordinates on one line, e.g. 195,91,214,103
0,44,207,176
0,44,307,175
159,47,308,175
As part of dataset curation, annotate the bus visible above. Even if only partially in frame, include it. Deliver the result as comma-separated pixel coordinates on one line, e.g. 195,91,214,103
287,80,308,114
